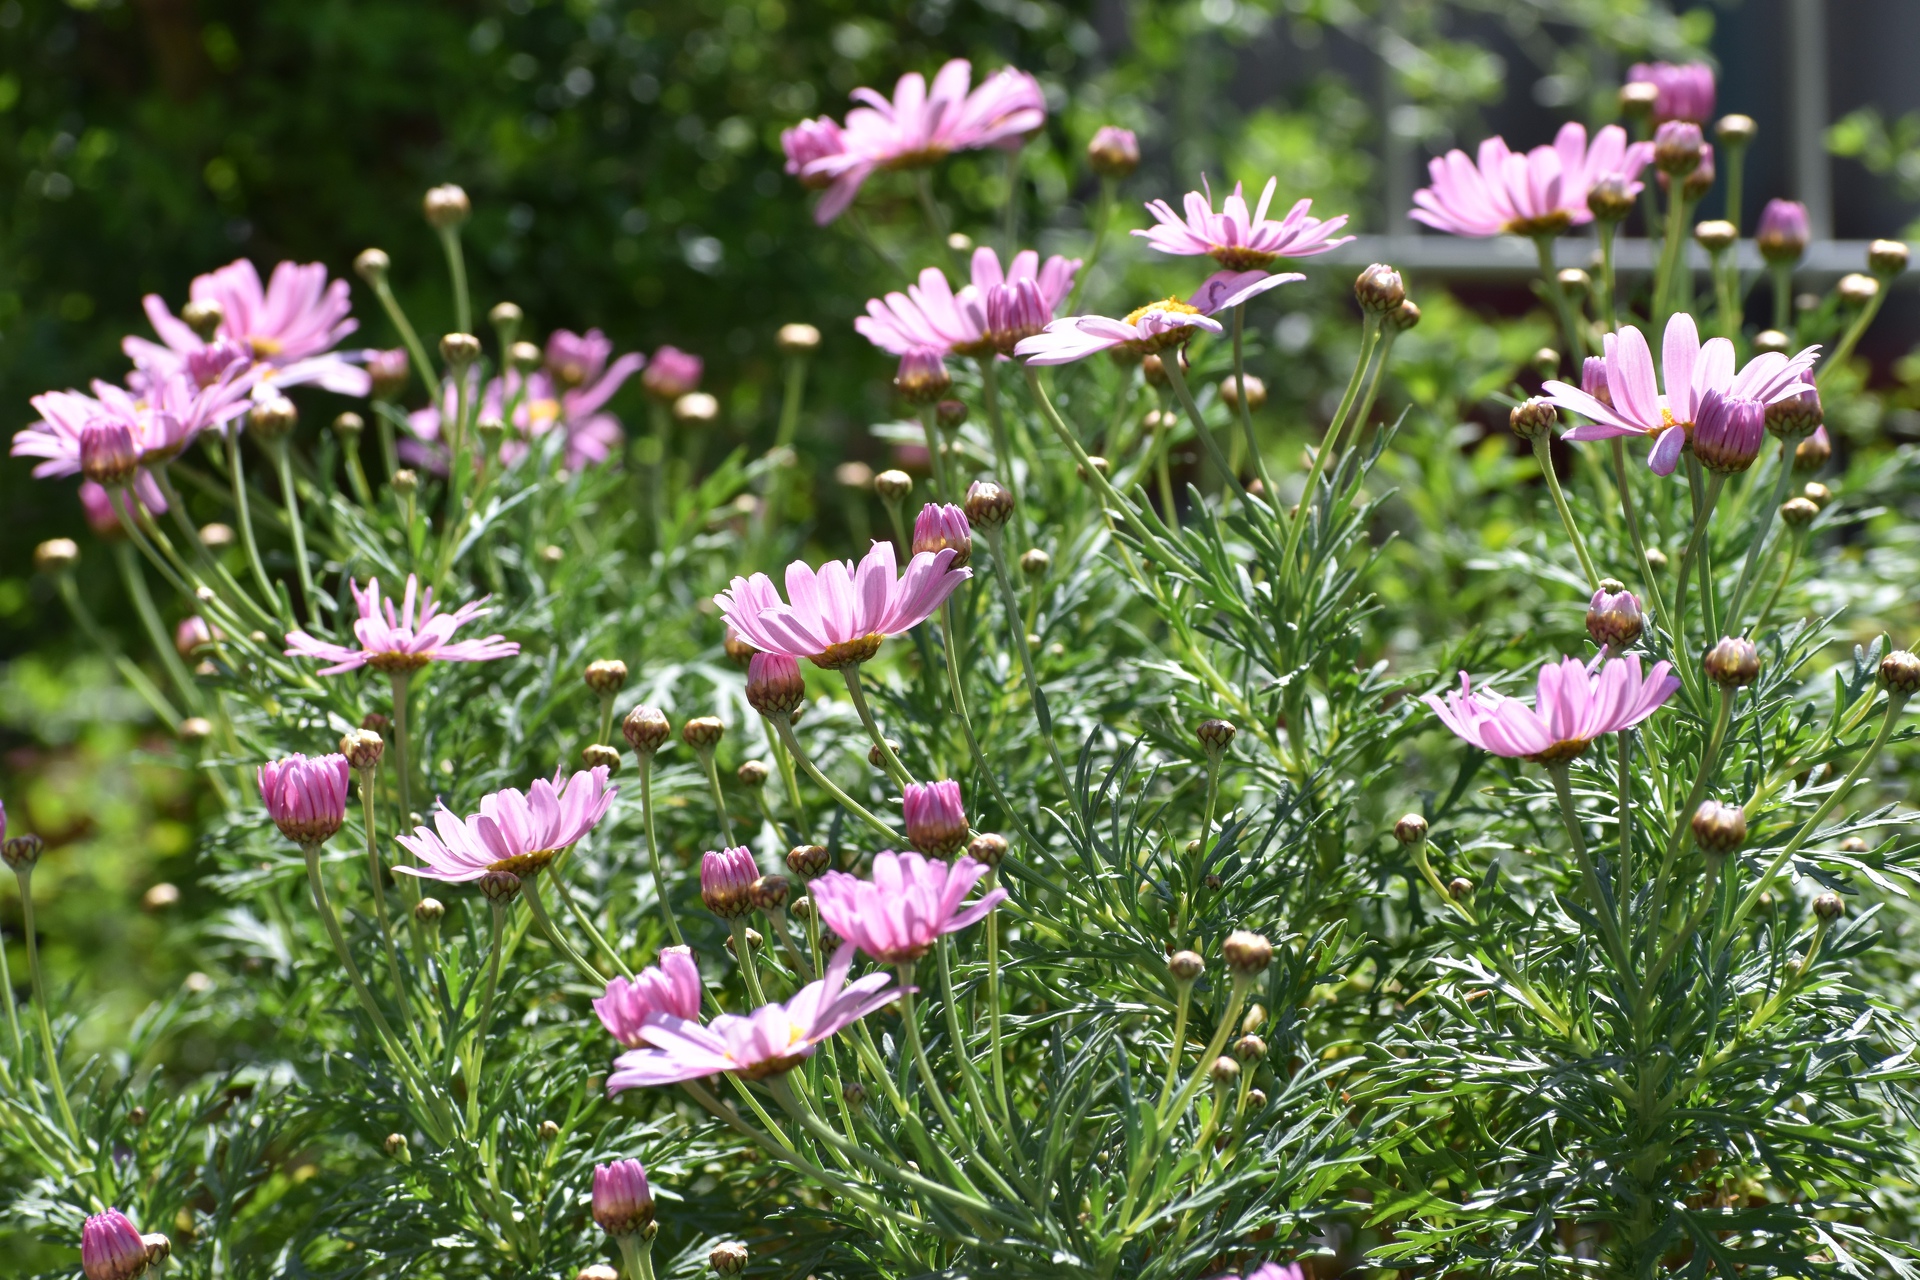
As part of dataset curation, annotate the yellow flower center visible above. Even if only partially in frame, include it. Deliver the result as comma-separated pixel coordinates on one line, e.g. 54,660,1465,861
249,336,284,358
1123,298,1202,327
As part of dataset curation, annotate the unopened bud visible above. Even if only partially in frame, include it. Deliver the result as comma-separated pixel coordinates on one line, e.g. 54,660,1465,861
181,297,225,339
934,398,968,430
1196,719,1237,752
874,469,913,502
1619,81,1659,117
786,845,830,879
1222,929,1272,977
1804,481,1832,508
1780,496,1819,528
966,832,1008,868
340,729,385,770
1510,397,1558,442
1394,813,1428,846
1086,125,1140,177
2,834,44,871
1587,176,1635,222
750,874,789,911
385,1133,409,1157
1077,456,1109,479
582,743,622,772
1449,877,1474,900
1247,1087,1268,1109
1813,892,1845,921
1354,263,1406,314
1690,800,1748,853
510,340,542,369
392,469,419,496
1794,429,1831,473
1838,273,1879,307
711,1242,750,1276
1703,637,1760,688
1556,267,1590,297
440,332,481,366
414,897,445,925
1209,1055,1240,1085
354,248,391,282
1654,121,1704,175
737,760,769,788
1388,298,1422,331
1234,1034,1267,1062
423,183,471,229
1766,387,1822,439
1694,220,1737,253
333,411,365,438
1716,113,1757,146
35,538,79,573
1753,329,1790,355
963,479,1014,529
1020,548,1051,576
1587,585,1645,650
538,1119,560,1140
681,716,724,749
1869,239,1910,276
1219,374,1267,410
179,717,213,742
479,870,522,903
777,323,821,354
1879,650,1920,695
584,659,628,696
578,1267,619,1280
1169,949,1204,983
790,894,812,921
867,738,901,769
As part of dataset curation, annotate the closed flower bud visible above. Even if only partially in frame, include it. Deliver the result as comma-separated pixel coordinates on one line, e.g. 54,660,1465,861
1587,175,1635,222
35,538,79,573
247,396,297,440
414,897,445,925
1654,121,1704,174
1354,263,1406,314
874,469,914,502
1169,949,1205,983
488,300,523,333
777,322,821,354
750,873,789,910
842,1079,867,1109
786,844,830,879
913,502,973,568
701,847,759,918
1869,239,1909,276
1449,877,1474,900
1690,800,1747,853
895,347,952,404
391,469,419,498
582,743,622,772
835,461,873,490
1646,547,1669,574
592,1158,655,1235
1838,273,1879,307
723,625,757,665
333,411,365,439
1141,350,1188,385
1219,374,1267,410
868,738,900,768
1804,481,1832,508
439,332,481,366
745,653,806,718
510,340,543,370
141,1235,170,1267
1234,1033,1267,1062
339,729,385,770
584,659,628,696
1716,113,1757,146
935,398,968,430
80,422,139,487
1020,548,1051,576
1765,387,1822,439
1694,220,1736,252
384,1132,409,1157
963,479,1014,529
1222,929,1273,977
353,247,391,282
180,297,224,339
1086,125,1140,177
537,1118,560,1140
1879,650,1920,695
1755,200,1811,264
1619,80,1659,117
423,183,471,229
361,711,391,733
1197,720,1237,754
1753,329,1790,356
1388,298,1422,331
737,760,769,788
790,895,812,921
1209,1055,1240,1084
1509,397,1558,442
682,716,724,749
1393,813,1428,846
1248,1087,1268,1109
3,833,44,870
1813,892,1845,920
966,832,1008,868
1780,496,1819,528
711,1242,750,1276
1794,427,1831,473
1692,391,1766,473
178,717,212,742
674,391,719,423
80,1211,151,1280
175,615,218,657
479,870,522,903
1703,636,1760,688
1078,456,1109,480
579,1267,620,1280
904,780,969,856
1532,348,1560,378
1587,585,1644,650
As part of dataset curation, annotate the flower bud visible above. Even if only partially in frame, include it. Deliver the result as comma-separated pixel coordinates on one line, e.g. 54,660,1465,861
1387,298,1422,331
384,1132,409,1157
1587,176,1635,222
1020,548,1051,577
582,743,622,772
1804,482,1832,509
711,1242,750,1276
868,738,901,768
1219,374,1267,410
750,873,789,911
1753,329,1790,356
1449,877,1474,900
140,884,178,913
353,248,391,282
175,615,218,658
537,1118,560,1140
1838,273,1879,307
80,422,139,487
1618,80,1659,117
1196,718,1237,754
934,398,968,431
479,870,522,903
3,833,44,871
1869,239,1910,276
582,659,628,697
737,760,769,788
721,625,757,666
777,322,821,354
1529,347,1558,378
701,847,758,918
1794,427,1831,473
904,780,969,856
1690,800,1747,854
1209,1055,1240,1086
579,1266,620,1280
414,897,445,925
874,469,913,503
1141,350,1188,385
35,538,79,573
913,502,973,569
1693,219,1736,253
1509,397,1558,442
1222,929,1272,977
673,391,719,423
508,340,542,370
790,895,812,921
966,832,1008,868
746,653,806,717
1086,125,1140,178
179,717,212,742
248,396,298,440
1813,892,1845,921
1169,949,1205,983
1755,200,1811,264
1587,585,1644,650
83,1211,151,1280
392,468,419,496
1354,263,1406,314
1234,1033,1267,1062
439,332,481,366
1703,636,1760,688
1393,813,1428,846
1780,496,1819,528
1654,121,1703,174
141,1235,170,1268
592,1158,655,1235
1247,1087,1268,1109
1716,113,1756,146
894,347,952,404
330,412,366,443
1692,391,1766,474
787,844,830,879
960,479,1014,530
1879,650,1920,695
682,716,724,749
340,729,385,770
1765,387,1821,439
423,183,471,229
180,297,225,339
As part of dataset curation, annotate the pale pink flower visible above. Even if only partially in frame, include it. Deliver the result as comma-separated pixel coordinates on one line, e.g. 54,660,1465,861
1628,61,1715,124
605,942,899,1087
592,1158,654,1235
14,368,253,480
902,780,968,855
911,503,971,566
125,258,370,396
1411,123,1654,238
1136,177,1353,268
810,848,1007,964
595,946,702,1048
855,246,1082,358
1426,654,1679,762
714,541,969,669
782,117,847,189
81,1209,150,1280
394,766,616,882
409,331,638,471
257,753,351,845
1541,314,1819,474
285,574,519,675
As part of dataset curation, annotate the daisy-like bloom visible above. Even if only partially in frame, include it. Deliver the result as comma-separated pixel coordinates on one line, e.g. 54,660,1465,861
795,59,1045,224
810,848,1008,964
14,367,254,482
394,766,616,881
701,847,759,918
605,942,899,1087
463,330,643,470
855,246,1082,359
903,780,968,855
284,574,519,675
715,541,970,669
592,1159,655,1235
1627,60,1715,124
1013,267,1302,366
257,753,351,846
1425,653,1679,763
642,346,703,401
1541,314,1820,475
1136,176,1353,269
594,946,703,1047
82,1209,151,1280
1410,123,1654,238
126,258,370,397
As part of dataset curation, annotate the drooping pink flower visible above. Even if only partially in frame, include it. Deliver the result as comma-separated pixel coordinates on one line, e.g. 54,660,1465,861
1425,653,1679,762
701,846,760,919
903,780,968,855
795,60,1046,224
14,369,253,481
715,541,970,669
810,849,1007,964
1411,123,1654,238
394,766,616,882
126,258,370,396
594,947,703,1048
592,1159,655,1235
1689,389,1767,473
257,753,352,845
642,346,703,400
1628,61,1716,124
81,1209,151,1280
856,247,1082,358
1541,314,1820,474
285,574,519,675
605,942,899,1087
79,421,139,487
1136,177,1353,268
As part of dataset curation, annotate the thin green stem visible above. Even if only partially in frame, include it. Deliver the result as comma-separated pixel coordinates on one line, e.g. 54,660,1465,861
637,755,683,945
523,876,607,986
696,746,738,847
1755,532,1803,634
1597,221,1620,332
730,917,767,1006
1534,235,1585,366
1648,686,1735,935
1725,439,1799,630
112,543,200,711
436,225,472,336
267,439,319,614
1066,177,1115,315
357,766,419,1052
1531,434,1599,589
1229,307,1276,495
467,903,507,1125
919,404,953,505
226,433,280,609
1653,189,1692,331
1818,287,1891,391
1157,982,1194,1109
1547,763,1630,976
1162,352,1248,504
983,530,1074,797
1670,467,1727,649
937,603,1043,855
389,671,416,834
14,868,83,1150
1771,262,1794,333
368,275,438,400
840,666,912,789
1282,316,1381,574
772,718,903,844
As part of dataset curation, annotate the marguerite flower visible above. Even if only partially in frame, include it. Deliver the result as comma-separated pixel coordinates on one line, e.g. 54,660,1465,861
284,574,519,675
395,766,616,881
1135,176,1352,268
126,258,370,397
1425,653,1678,762
715,542,969,669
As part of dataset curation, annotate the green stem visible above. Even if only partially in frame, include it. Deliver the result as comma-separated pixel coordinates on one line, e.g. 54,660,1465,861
1228,307,1277,496
267,439,319,615
983,530,1074,798
226,433,280,610
1531,434,1599,589
467,902,507,1125
523,876,607,986
112,543,200,711
1547,763,1630,975
977,357,1018,495
1282,316,1382,574
730,917,767,1006
937,602,1043,855
1818,286,1891,391
389,671,416,835
1755,532,1803,633
935,939,1014,1172
357,766,419,1051
436,225,472,337
368,276,438,401
14,868,83,1150
1347,326,1399,452
696,746,737,847
1648,685,1735,936
919,404,952,505
1157,981,1194,1110
1066,176,1115,316
1161,351,1248,505
0,877,20,1057
1534,235,1585,366
771,717,903,844
1670,466,1727,650
637,755,683,945
841,665,913,790
1771,262,1794,333
1724,440,1799,630
1653,188,1693,330
983,871,1011,1131
1597,221,1620,332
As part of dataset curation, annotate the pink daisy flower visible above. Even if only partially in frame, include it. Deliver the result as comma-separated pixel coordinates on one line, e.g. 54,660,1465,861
1410,124,1654,238
1013,269,1300,366
284,574,520,675
855,246,1082,359
1425,653,1679,763
605,942,900,1087
14,367,254,481
1541,314,1819,474
714,541,969,669
809,849,1007,965
394,766,616,881
125,258,371,397
1628,61,1715,125
1135,177,1353,269
594,946,703,1047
